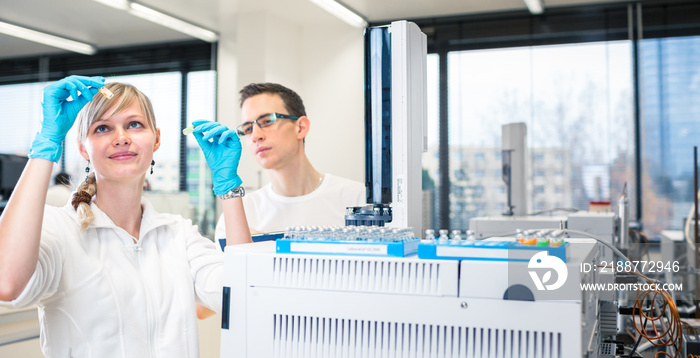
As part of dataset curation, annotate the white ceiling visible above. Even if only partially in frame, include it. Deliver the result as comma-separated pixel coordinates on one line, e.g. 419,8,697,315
0,0,626,60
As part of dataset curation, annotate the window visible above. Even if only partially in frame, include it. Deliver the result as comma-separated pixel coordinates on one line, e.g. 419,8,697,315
443,41,633,229
454,168,467,181
0,42,217,233
415,3,639,232
0,82,44,160
640,35,700,235
185,71,218,232
415,1,700,237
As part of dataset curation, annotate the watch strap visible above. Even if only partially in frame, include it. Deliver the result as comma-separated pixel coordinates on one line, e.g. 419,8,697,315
219,186,245,200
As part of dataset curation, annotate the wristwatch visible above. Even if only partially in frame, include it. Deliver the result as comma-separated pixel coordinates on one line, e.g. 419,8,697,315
219,186,245,200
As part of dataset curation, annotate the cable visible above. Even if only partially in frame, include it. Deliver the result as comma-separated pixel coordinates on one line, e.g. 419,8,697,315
628,310,649,357
629,277,683,357
563,229,683,357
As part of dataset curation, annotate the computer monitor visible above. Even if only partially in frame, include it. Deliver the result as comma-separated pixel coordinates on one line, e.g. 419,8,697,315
0,153,28,201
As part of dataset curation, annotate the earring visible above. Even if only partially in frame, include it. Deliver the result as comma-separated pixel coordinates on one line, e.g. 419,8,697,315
150,160,155,175
84,161,90,183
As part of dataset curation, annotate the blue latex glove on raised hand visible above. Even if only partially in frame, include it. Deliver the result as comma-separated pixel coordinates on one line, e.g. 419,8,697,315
191,120,243,196
29,75,106,162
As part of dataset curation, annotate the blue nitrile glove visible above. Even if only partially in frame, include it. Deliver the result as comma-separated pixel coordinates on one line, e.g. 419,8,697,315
29,75,106,162
191,120,243,196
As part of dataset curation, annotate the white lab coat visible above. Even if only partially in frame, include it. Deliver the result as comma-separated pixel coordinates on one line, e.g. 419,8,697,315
44,184,72,207
0,198,223,358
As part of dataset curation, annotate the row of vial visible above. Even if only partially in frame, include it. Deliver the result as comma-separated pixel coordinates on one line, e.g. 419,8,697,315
515,229,565,247
283,226,416,242
425,229,476,245
424,228,565,247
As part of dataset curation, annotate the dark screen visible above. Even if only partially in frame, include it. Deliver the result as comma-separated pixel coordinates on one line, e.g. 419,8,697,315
0,154,28,201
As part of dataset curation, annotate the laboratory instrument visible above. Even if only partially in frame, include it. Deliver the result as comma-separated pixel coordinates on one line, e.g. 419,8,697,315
220,236,609,357
346,20,427,234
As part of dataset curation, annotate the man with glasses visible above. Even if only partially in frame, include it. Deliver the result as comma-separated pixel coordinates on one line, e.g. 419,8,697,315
214,82,366,238
197,82,366,320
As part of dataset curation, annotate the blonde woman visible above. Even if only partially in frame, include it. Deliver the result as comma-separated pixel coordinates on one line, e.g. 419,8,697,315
0,75,251,357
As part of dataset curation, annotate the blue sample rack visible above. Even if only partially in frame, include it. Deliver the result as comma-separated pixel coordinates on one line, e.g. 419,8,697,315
417,240,568,262
276,238,420,257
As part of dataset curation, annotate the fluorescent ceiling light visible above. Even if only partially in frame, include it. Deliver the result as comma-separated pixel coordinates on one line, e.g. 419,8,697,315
310,0,368,28
128,2,219,42
523,0,544,15
92,0,129,10
0,20,96,55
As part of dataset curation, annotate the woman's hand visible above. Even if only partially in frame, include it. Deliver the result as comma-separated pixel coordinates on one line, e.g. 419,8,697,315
29,75,105,162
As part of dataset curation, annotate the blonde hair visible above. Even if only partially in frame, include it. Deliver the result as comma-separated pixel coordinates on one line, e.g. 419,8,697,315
71,82,157,230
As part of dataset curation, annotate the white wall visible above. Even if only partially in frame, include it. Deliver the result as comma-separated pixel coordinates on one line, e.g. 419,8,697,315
216,11,365,192
300,25,365,183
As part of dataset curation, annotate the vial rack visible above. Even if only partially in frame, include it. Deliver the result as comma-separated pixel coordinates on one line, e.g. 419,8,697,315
276,226,419,257
417,240,568,262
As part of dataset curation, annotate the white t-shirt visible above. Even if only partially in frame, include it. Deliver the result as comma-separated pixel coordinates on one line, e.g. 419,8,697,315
1,198,223,358
215,173,365,239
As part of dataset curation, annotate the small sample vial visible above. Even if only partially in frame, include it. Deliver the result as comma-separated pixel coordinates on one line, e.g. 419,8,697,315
515,229,524,243
377,227,388,241
521,231,536,245
465,230,476,243
424,229,436,241
404,227,415,241
536,230,550,246
550,237,565,247
298,226,311,240
549,230,565,247
182,126,195,135
98,87,114,99
438,229,449,244
309,226,322,241
451,229,462,245
354,226,365,241
328,227,341,241
283,226,294,240
342,226,357,241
